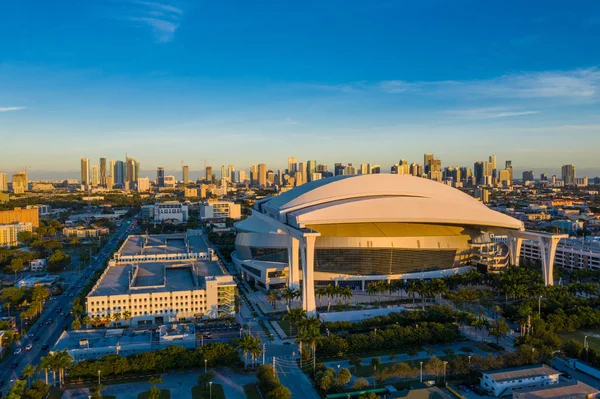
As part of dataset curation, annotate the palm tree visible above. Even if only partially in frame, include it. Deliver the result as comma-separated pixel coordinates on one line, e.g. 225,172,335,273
315,286,327,308
298,316,321,333
113,312,122,326
237,335,260,368
282,287,296,308
299,327,322,358
268,291,280,309
82,315,92,329
92,315,102,328
366,283,378,305
340,287,353,308
103,313,113,327
123,310,132,327
283,308,306,337
55,349,74,387
39,355,52,385
22,364,35,388
325,285,335,311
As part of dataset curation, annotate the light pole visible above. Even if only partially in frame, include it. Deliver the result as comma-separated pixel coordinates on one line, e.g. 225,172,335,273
538,296,542,316
420,361,423,382
97,370,101,385
209,381,212,399
263,343,266,366
240,328,243,338
205,359,208,373
468,355,472,365
443,361,448,385
337,364,340,375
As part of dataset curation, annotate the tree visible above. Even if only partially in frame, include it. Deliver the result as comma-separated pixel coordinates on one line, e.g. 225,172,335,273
268,290,280,309
266,386,292,399
425,356,445,382
353,378,369,390
238,334,261,368
489,317,510,344
0,286,25,306
359,393,379,399
22,364,35,388
336,368,351,386
563,339,584,359
317,368,335,392
71,318,82,330
198,372,215,385
281,287,297,308
371,357,381,372
7,258,24,282
17,231,34,244
283,308,306,337
82,315,92,328
90,384,105,399
71,297,84,319
349,355,362,371
48,250,71,271
148,377,163,399
123,310,132,326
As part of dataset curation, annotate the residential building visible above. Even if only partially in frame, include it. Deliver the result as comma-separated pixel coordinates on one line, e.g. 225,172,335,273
0,222,33,247
12,172,28,194
63,226,110,238
91,165,99,186
562,164,576,185
182,165,189,184
200,200,242,220
100,158,107,186
523,171,534,182
184,187,199,198
258,163,267,187
163,176,176,188
0,207,39,227
30,259,47,272
480,364,560,397
205,166,213,182
0,173,7,191
80,158,90,185
287,157,297,174
137,177,150,192
157,167,165,187
114,161,125,186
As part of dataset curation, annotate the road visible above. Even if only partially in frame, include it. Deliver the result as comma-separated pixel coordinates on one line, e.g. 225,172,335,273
0,217,138,396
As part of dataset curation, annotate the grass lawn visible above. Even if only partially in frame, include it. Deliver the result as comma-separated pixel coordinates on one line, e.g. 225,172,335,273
192,384,226,399
243,384,261,399
560,329,600,352
47,391,64,399
137,389,171,399
352,356,452,378
276,320,295,337
474,342,496,353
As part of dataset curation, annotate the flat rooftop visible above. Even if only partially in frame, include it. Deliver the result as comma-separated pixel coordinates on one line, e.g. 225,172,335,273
118,234,209,256
484,364,559,383
53,329,151,351
89,260,225,297
514,381,599,399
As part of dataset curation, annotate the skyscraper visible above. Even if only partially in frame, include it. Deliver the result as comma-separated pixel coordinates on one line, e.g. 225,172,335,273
0,173,7,191
157,167,165,187
182,165,189,184
221,165,227,181
307,160,317,181
92,165,99,186
287,157,298,174
505,160,513,182
205,166,213,182
489,155,497,171
523,171,534,182
114,161,125,186
474,161,484,185
250,165,258,186
100,158,107,186
106,174,114,190
561,164,576,185
228,165,235,181
80,158,90,185
258,164,267,187
424,153,434,174
125,156,139,188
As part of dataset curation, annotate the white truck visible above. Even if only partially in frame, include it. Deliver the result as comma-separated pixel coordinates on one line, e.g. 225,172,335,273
567,358,600,380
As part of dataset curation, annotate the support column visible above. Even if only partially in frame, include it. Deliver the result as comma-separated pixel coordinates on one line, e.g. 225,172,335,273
538,236,560,286
287,235,300,289
507,233,523,266
300,235,317,316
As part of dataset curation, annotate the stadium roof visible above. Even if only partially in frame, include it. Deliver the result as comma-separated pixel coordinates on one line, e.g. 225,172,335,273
256,175,523,231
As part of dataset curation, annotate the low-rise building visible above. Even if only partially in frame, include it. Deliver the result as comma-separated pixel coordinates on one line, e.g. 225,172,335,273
200,200,241,220
53,324,196,362
0,207,39,228
63,226,110,238
16,275,58,288
512,380,599,399
153,201,188,223
30,259,47,272
480,364,560,397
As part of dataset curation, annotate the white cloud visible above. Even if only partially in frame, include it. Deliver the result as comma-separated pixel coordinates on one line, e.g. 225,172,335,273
446,107,540,119
0,107,25,112
127,1,184,42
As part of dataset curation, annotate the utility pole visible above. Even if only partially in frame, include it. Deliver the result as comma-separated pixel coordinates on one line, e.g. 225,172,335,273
420,361,423,382
262,343,266,365
273,357,276,378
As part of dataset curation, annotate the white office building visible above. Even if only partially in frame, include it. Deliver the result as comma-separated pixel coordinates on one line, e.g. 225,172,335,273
200,201,242,220
153,202,189,223
480,364,560,397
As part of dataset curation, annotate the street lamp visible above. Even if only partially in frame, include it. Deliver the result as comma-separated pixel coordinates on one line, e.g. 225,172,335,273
468,355,472,365
263,343,266,366
97,370,101,385
443,361,448,385
205,359,208,373
420,361,423,382
337,364,340,375
240,328,243,338
209,381,212,399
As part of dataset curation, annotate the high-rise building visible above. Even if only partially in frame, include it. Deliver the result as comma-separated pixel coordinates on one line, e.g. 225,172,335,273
540,173,548,182
138,177,150,192
267,170,274,184
99,158,107,186
297,162,306,184
92,165,99,186
80,158,90,185
125,157,139,188
424,153,434,174
489,155,497,171
360,163,371,175
523,171,534,182
410,163,421,176
474,162,484,185
106,175,114,190
0,208,39,227
157,167,165,187
334,163,345,176
287,157,298,174
12,173,28,194
317,164,328,173
0,173,7,191
205,166,213,182
258,164,267,187
505,160,513,182
561,164,576,185
228,165,235,181
114,161,125,186
220,165,227,181
238,170,247,183
182,165,189,184
306,160,317,181
250,165,258,186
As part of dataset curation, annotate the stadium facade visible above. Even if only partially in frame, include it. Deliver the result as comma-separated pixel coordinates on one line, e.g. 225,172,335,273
233,174,565,314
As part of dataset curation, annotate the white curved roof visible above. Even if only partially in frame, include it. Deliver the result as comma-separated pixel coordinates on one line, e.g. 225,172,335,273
259,174,523,230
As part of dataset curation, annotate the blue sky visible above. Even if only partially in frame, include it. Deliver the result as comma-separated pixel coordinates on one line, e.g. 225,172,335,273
1,0,600,179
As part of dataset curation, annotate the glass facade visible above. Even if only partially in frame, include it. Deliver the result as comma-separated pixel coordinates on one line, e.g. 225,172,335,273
249,247,288,263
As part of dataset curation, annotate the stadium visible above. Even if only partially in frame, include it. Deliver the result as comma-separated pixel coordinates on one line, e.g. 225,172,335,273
232,174,561,314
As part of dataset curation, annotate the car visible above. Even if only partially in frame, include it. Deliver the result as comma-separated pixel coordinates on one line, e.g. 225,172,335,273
41,344,49,350
69,293,74,297
27,333,34,338
11,362,18,369
563,373,572,379
46,319,53,325
33,336,40,342
25,344,32,351
14,348,22,354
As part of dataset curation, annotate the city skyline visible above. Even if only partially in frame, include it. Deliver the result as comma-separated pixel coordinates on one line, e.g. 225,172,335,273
1,1,600,173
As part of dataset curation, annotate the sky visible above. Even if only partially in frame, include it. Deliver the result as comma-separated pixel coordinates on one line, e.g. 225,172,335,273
1,0,600,179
